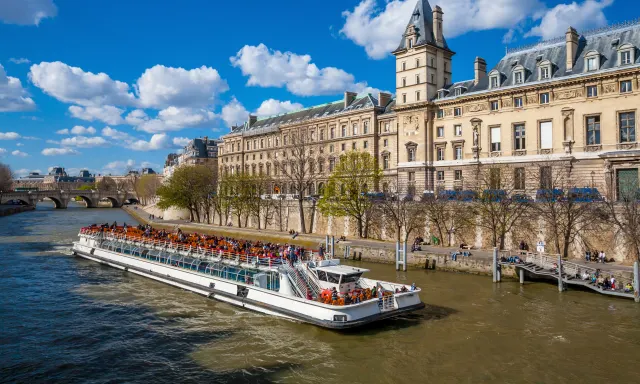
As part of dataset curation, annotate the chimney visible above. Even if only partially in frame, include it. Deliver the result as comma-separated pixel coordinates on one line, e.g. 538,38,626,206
566,26,579,72
344,91,357,108
433,6,444,46
474,57,487,85
248,115,257,127
378,92,392,107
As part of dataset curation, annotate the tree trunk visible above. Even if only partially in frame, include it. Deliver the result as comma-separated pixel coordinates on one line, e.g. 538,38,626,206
298,199,306,233
357,217,363,238
309,200,316,233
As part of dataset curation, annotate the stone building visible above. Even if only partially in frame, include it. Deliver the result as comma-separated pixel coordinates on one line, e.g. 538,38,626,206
164,136,221,179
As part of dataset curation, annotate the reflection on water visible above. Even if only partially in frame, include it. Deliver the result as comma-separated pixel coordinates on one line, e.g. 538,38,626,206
1,202,640,383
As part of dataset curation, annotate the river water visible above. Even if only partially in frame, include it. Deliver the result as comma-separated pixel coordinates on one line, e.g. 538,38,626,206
1,202,639,384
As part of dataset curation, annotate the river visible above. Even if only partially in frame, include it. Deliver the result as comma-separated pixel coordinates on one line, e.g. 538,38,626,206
1,202,639,384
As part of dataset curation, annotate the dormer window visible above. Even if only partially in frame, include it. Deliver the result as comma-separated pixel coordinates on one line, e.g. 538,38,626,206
488,70,501,89
408,38,413,48
584,51,600,72
437,89,449,99
513,65,525,84
618,43,635,66
538,60,553,80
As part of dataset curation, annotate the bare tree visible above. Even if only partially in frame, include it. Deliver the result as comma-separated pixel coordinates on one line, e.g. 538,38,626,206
0,162,14,202
379,179,426,243
276,129,320,233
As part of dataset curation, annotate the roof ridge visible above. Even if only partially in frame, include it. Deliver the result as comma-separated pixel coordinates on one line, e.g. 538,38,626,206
255,95,374,121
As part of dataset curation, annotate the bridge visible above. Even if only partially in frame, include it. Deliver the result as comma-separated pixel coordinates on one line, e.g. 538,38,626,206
0,189,138,209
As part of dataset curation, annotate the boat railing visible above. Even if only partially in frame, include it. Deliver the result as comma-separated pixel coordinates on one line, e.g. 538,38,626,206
279,263,309,298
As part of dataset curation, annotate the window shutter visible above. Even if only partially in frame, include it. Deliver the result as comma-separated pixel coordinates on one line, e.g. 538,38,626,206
540,122,553,149
491,127,500,143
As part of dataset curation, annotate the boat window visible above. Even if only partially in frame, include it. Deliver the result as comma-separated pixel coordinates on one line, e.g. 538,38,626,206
317,270,327,281
341,273,363,284
326,272,340,284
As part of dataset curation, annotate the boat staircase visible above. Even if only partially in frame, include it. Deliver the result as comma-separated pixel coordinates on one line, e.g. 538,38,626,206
280,263,321,299
501,252,637,299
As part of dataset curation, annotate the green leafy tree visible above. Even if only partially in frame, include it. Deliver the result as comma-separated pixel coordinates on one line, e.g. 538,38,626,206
134,174,162,205
318,151,382,238
157,165,216,222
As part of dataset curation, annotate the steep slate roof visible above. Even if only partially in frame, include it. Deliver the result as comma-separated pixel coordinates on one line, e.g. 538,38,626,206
228,94,388,136
394,0,449,52
439,20,640,101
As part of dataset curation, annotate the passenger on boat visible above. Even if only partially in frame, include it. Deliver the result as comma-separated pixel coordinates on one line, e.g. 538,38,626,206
410,283,416,291
400,286,408,293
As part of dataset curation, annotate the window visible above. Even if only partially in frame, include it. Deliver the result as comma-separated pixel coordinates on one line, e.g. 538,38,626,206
437,109,444,118
408,172,415,182
329,144,334,153
540,166,552,190
341,143,346,151
490,76,499,88
454,170,462,180
402,94,407,103
454,125,462,136
402,62,406,71
587,85,598,98
514,168,525,190
416,91,421,101
329,158,335,172
619,112,636,142
514,71,523,84
408,147,416,161
540,66,550,79
514,124,526,150
617,168,639,200
540,92,550,104
437,126,444,137
454,145,462,160
402,78,406,87
431,74,435,84
586,57,598,71
490,100,499,111
490,126,501,152
621,50,632,65
383,139,388,147
352,142,356,150
408,38,413,48
364,121,369,134
437,171,444,181
515,97,523,108
586,116,601,145
540,121,553,149
416,74,420,84
436,147,445,161
430,57,435,67
454,88,462,96
363,140,368,149
383,155,389,170
284,135,288,145
330,127,335,139
416,58,420,67
454,107,462,116
621,80,633,93
353,123,358,135
384,122,390,133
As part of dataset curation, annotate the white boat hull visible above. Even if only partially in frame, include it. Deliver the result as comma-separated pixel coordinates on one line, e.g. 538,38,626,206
71,237,424,329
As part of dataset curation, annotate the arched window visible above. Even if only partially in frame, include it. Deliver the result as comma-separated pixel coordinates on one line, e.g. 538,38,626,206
408,148,416,162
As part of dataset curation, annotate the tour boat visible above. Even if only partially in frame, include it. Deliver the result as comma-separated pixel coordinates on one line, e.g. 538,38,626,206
71,227,424,329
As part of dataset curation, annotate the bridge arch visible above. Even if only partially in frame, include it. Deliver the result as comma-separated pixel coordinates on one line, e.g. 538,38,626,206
44,196,66,209
102,196,123,208
71,195,97,208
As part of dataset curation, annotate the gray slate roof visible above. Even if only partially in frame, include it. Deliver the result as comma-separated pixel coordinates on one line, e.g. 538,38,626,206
394,0,449,52
440,21,640,101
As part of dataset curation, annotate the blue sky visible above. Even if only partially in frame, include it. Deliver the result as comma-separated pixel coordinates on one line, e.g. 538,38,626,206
0,0,634,177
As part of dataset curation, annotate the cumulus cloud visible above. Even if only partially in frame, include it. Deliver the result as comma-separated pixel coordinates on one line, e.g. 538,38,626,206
16,142,23,147
103,159,136,174
29,61,137,107
0,64,36,112
41,147,81,156
136,65,229,109
340,0,545,59
56,125,97,135
60,136,109,148
221,97,308,127
230,43,373,96
11,150,28,157
172,137,191,147
101,126,133,141
134,107,216,133
125,109,149,125
69,105,125,125
9,58,30,64
255,99,304,116
126,133,171,151
221,97,250,127
0,0,57,25
526,0,613,40
0,132,21,140
14,168,42,177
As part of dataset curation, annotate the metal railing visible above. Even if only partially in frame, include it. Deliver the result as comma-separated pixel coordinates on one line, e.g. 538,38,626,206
279,263,309,298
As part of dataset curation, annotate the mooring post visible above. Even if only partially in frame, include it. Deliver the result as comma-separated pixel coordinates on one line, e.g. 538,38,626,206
634,261,639,303
558,255,564,292
395,241,400,271
519,268,525,285
492,247,498,283
344,245,350,259
402,241,408,272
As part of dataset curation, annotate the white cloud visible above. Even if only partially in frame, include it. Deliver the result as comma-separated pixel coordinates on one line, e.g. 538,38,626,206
41,147,81,156
9,58,30,64
0,64,36,112
60,136,109,148
230,43,373,96
256,99,304,116
103,159,136,174
127,133,171,151
56,126,97,135
0,148,7,156
16,142,23,147
29,61,137,107
526,0,613,40
134,107,216,133
221,97,250,127
0,132,21,140
172,137,191,147
136,65,229,109
69,105,125,125
340,0,545,59
11,150,28,157
101,126,133,141
125,109,149,125
0,0,57,25
14,168,41,177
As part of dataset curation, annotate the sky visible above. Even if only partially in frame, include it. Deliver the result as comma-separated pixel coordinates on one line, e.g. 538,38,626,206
0,0,634,177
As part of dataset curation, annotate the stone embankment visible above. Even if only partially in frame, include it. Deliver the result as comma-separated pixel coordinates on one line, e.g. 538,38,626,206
0,204,35,217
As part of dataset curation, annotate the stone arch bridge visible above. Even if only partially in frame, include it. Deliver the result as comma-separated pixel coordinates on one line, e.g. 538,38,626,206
1,190,138,209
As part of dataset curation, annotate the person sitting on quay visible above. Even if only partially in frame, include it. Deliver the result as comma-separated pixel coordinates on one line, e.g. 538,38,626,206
581,270,590,280
624,282,634,293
